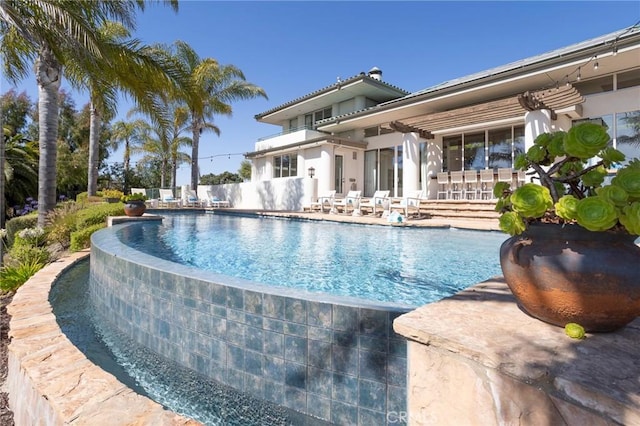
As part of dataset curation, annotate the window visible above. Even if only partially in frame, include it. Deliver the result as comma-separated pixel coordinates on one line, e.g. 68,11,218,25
273,154,298,178
313,107,332,124
464,132,485,170
616,110,640,165
288,118,298,132
442,136,462,172
488,128,513,169
617,69,640,90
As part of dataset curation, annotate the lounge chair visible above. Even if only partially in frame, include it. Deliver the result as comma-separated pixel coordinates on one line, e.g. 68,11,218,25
206,190,230,208
183,189,205,207
330,190,361,215
359,190,390,216
389,190,425,219
309,190,336,213
158,188,181,208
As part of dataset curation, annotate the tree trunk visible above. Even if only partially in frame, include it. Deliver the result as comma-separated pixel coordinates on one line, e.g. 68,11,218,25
0,112,5,266
35,46,62,227
87,101,101,196
191,119,200,189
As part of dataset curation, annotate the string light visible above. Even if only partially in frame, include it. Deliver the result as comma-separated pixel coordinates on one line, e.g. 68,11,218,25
576,67,581,81
593,55,599,70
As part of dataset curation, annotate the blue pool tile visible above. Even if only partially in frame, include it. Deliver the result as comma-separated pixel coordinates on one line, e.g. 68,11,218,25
308,326,332,342
244,290,262,314
263,355,285,381
245,326,264,352
209,283,227,306
307,301,332,327
155,318,171,339
359,309,388,336
285,362,307,389
389,338,407,358
227,308,246,324
284,322,307,337
211,316,227,336
284,335,307,363
306,394,331,421
210,338,226,363
245,349,263,376
227,368,244,389
387,384,407,413
227,345,244,370
244,372,264,397
264,380,284,405
285,298,307,324
332,372,358,402
246,313,262,328
263,317,284,333
284,386,307,412
226,320,246,346
387,355,407,387
331,401,358,426
263,331,284,357
334,331,358,348
332,305,358,332
262,294,285,319
359,349,387,383
307,366,332,397
226,287,244,309
332,344,358,374
308,340,331,369
359,407,386,426
211,305,227,318
358,379,386,412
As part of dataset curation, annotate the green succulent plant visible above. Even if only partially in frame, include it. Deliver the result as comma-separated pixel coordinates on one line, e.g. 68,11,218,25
496,122,640,236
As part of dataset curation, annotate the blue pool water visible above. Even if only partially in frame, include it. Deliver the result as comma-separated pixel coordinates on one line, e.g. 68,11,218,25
120,213,507,307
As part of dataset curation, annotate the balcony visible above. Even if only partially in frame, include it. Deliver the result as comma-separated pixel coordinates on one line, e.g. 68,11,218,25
254,127,328,151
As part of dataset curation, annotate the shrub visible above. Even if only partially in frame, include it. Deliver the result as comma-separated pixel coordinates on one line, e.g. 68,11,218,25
5,213,38,248
75,202,125,229
45,201,81,249
102,189,124,199
70,223,105,252
0,259,46,293
9,234,50,266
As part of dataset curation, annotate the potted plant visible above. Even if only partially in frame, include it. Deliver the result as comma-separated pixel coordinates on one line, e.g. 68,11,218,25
102,189,124,203
121,192,147,217
495,121,640,332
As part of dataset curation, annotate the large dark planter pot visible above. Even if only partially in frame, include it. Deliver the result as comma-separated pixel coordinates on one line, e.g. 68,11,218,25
123,200,146,217
500,223,640,332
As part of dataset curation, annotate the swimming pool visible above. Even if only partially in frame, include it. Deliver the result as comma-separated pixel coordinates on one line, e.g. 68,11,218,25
121,213,507,308
89,213,507,424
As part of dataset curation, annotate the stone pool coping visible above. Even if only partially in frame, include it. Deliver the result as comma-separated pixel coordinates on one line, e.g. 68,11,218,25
5,249,199,425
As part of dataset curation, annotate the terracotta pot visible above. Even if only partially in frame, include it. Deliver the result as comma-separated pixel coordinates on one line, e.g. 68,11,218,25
123,200,146,217
500,223,640,332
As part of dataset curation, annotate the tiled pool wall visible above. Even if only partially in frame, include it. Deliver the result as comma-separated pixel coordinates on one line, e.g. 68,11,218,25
90,224,409,425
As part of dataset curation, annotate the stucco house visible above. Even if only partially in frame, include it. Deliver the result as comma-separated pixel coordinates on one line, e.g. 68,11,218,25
200,25,639,210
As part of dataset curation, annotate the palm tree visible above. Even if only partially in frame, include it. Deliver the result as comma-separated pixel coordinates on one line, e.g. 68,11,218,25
169,41,268,189
0,0,178,226
110,118,148,189
134,102,192,189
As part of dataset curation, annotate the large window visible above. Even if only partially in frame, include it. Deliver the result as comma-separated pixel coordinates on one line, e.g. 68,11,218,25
617,110,640,164
442,125,524,171
273,154,297,178
464,132,485,170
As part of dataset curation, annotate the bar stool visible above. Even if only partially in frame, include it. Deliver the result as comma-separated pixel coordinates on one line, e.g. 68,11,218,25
497,168,514,187
479,169,495,199
449,171,464,200
463,170,479,199
437,172,450,199
516,169,527,187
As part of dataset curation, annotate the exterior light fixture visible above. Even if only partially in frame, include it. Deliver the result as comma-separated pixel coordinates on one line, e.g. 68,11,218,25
308,167,315,178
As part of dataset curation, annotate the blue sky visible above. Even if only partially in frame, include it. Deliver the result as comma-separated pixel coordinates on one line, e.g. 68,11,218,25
2,1,639,186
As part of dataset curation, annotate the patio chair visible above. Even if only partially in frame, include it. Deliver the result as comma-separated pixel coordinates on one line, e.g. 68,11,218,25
183,189,205,207
436,172,450,199
359,190,390,216
479,169,495,199
158,188,181,208
309,190,336,213
449,171,464,200
330,190,361,215
389,190,425,219
206,190,231,208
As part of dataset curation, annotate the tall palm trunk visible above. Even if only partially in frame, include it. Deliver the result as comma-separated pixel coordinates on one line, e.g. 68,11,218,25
88,101,101,195
190,118,200,188
35,47,62,227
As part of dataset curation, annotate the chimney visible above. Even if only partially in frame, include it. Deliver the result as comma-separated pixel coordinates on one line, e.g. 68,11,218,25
368,66,382,81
